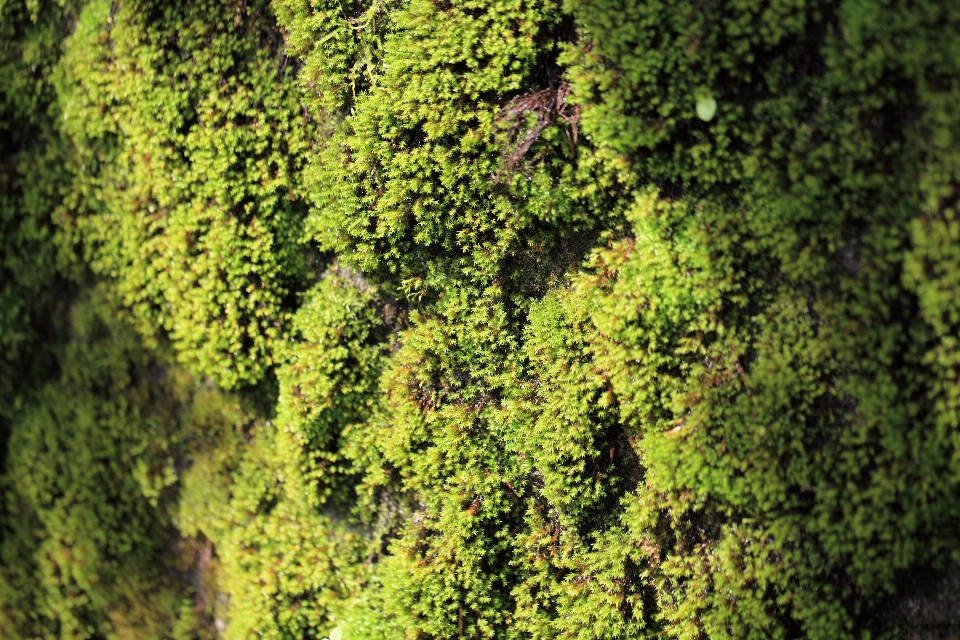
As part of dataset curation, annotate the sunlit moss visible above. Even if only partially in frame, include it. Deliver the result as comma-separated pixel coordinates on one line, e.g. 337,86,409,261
2,0,959,638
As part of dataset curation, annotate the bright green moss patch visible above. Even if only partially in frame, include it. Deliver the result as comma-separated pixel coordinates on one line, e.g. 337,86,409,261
2,0,960,638
57,0,318,388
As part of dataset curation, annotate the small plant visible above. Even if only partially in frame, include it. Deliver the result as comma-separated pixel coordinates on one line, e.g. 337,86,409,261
695,95,717,121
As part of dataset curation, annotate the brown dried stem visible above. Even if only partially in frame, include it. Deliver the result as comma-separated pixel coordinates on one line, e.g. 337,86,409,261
494,83,580,183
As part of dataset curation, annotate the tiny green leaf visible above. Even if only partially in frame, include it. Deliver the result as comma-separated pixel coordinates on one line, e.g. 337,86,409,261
696,96,717,121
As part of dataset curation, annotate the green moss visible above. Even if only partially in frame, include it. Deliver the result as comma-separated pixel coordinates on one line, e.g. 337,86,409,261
0,291,211,639
56,0,318,388
2,0,960,637
174,269,391,639
0,0,77,437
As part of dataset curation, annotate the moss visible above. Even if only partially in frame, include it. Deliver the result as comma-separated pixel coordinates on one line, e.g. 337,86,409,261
2,0,960,637
0,291,212,638
56,0,318,388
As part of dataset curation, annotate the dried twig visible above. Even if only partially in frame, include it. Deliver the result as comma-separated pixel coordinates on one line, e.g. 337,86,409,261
494,83,580,183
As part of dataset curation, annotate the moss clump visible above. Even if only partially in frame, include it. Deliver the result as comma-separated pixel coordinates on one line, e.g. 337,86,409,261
1,0,959,638
57,0,318,388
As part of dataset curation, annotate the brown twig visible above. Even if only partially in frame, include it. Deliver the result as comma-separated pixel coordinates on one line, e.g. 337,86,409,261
493,83,580,183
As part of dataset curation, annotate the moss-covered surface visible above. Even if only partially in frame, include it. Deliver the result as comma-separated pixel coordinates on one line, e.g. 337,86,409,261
1,0,959,637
